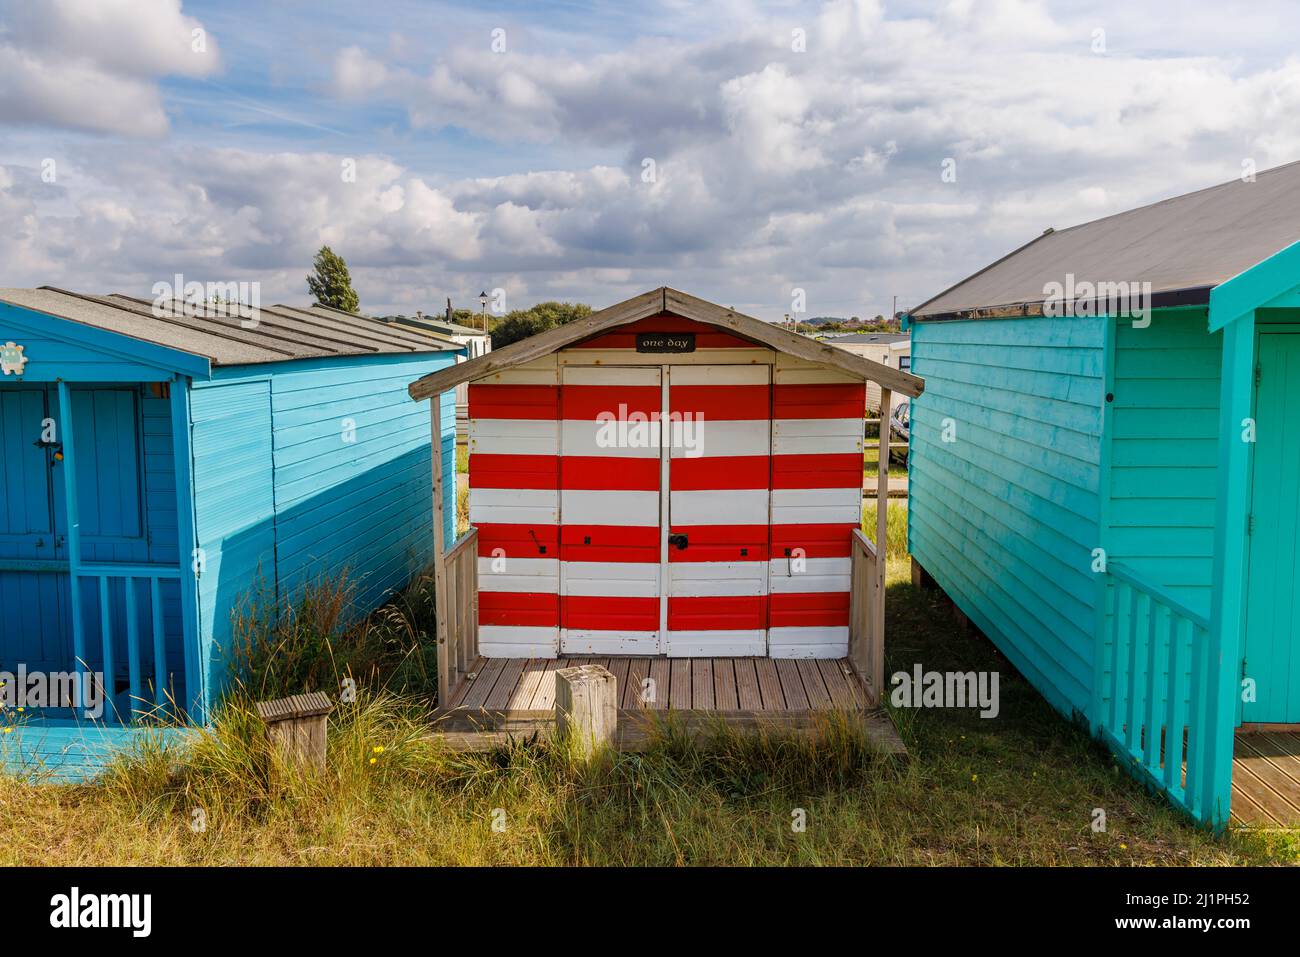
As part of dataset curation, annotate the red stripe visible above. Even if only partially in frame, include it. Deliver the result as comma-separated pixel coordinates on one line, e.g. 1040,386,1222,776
774,383,865,418
573,314,762,350
562,595,659,631
470,454,558,490
476,523,559,559
768,591,850,627
480,591,559,627
770,523,856,559
670,384,768,419
468,383,558,419
671,455,769,490
561,385,661,419
561,456,659,490
771,453,861,489
561,524,660,562
667,523,768,562
668,595,766,630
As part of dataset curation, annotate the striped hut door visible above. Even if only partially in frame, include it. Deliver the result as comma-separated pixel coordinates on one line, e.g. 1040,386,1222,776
558,366,662,654
665,365,772,656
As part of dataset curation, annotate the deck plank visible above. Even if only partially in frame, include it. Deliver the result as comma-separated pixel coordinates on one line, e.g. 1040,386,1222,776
446,656,486,708
754,658,784,710
457,657,506,709
669,659,692,710
775,659,810,710
608,657,632,708
483,659,528,710
817,659,858,709
797,659,834,710
530,659,563,710
734,660,764,711
648,658,670,710
692,659,715,710
1233,736,1300,825
623,658,650,709
508,659,550,710
712,659,739,711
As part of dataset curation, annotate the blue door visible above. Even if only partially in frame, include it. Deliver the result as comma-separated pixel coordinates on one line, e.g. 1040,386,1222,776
1242,332,1300,723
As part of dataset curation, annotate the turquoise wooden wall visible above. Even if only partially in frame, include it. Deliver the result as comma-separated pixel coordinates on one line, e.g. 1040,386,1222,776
908,315,1105,717
187,353,457,698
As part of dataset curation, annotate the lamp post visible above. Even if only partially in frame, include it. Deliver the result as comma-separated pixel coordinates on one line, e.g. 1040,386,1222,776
478,290,489,332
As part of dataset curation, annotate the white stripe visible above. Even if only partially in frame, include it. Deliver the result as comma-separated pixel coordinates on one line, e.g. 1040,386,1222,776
772,418,862,455
768,626,849,658
670,488,768,526
562,561,660,597
770,487,861,525
663,630,766,657
560,489,659,526
671,419,769,458
470,418,559,455
670,365,769,385
563,365,661,386
766,557,851,593
478,626,558,658
469,487,558,526
670,561,768,597
478,556,560,594
561,630,659,654
561,419,661,457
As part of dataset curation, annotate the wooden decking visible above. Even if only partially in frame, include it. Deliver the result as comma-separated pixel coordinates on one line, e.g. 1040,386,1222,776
433,656,906,754
1232,732,1300,828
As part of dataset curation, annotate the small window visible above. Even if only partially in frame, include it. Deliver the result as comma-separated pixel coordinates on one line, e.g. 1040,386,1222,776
899,355,912,372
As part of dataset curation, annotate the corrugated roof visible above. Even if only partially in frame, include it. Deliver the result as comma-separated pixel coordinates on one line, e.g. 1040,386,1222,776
911,160,1300,319
0,287,461,366
378,313,489,339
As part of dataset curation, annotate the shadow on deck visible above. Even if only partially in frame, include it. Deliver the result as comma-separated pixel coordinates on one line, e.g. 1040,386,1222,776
1232,731,1300,828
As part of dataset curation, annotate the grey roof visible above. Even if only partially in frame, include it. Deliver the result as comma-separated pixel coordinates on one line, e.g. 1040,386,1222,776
824,332,909,344
911,160,1300,319
0,287,461,366
380,313,489,338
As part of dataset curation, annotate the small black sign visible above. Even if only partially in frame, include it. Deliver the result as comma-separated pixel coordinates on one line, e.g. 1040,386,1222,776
636,332,696,353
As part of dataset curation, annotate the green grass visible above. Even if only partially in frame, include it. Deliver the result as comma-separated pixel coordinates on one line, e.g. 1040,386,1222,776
864,444,908,478
862,501,908,559
1,560,1294,865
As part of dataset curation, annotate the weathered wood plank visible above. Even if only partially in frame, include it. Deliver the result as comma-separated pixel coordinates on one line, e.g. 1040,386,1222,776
669,659,692,710
446,656,486,708
712,659,739,711
623,657,650,709
456,657,506,709
797,659,835,710
483,658,527,710
607,657,632,709
508,659,550,711
817,658,859,709
775,659,810,710
530,658,563,710
648,658,670,710
692,659,715,711
734,659,764,711
754,658,784,710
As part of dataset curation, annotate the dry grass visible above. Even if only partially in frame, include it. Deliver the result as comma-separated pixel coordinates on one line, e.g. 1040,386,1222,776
1,561,1295,866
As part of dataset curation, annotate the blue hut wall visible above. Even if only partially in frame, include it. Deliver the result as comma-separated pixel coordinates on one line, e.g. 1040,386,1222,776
908,314,1105,718
186,352,458,697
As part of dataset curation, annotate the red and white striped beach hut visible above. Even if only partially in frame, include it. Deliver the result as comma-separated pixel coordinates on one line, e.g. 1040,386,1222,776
409,288,923,710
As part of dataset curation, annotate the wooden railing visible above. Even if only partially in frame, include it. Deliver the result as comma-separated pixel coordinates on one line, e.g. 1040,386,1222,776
1099,562,1223,824
437,528,479,705
848,528,884,705
74,563,181,723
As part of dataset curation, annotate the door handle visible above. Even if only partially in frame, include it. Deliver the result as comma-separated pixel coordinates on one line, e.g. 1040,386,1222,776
668,533,689,550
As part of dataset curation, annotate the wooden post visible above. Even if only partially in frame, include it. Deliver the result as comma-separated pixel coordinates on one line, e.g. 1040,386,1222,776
256,692,333,771
430,399,452,707
554,664,617,760
873,388,891,687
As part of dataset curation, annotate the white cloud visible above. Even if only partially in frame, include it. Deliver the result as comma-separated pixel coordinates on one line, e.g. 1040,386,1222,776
0,0,219,136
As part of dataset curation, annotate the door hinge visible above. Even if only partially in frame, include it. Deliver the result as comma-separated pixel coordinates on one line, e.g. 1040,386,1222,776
1255,363,1262,385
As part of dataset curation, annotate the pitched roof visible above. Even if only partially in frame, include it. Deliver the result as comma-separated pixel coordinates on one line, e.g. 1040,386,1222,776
824,332,909,344
407,287,924,400
911,160,1300,320
382,314,489,338
0,287,461,366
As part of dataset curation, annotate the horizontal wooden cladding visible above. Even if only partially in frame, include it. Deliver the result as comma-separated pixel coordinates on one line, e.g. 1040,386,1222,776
773,382,866,418
478,591,849,630
467,383,559,419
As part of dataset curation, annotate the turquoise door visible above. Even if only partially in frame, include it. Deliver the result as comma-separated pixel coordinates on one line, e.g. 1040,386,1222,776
1242,332,1300,723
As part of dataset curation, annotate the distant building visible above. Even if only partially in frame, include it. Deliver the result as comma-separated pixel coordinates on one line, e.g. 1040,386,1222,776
381,313,492,437
824,332,910,412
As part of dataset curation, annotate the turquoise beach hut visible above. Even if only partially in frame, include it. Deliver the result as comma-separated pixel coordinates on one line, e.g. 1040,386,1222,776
0,288,461,777
904,162,1300,828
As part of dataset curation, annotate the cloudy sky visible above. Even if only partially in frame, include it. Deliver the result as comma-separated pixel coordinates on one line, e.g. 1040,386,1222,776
1,0,1298,321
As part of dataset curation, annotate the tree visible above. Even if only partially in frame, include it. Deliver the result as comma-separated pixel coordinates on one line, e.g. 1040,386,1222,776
490,301,593,348
306,246,360,313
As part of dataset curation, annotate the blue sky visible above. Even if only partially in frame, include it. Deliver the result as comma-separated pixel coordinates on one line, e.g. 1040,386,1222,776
2,0,1299,319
